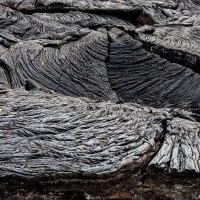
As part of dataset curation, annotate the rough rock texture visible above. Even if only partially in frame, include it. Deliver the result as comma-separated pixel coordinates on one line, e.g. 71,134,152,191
150,117,200,172
107,30,200,108
1,0,200,199
1,32,118,101
0,89,165,178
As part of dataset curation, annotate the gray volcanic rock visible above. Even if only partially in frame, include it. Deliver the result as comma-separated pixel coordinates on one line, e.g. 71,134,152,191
107,30,200,108
150,117,200,172
32,11,135,29
1,0,200,199
0,5,136,42
1,31,118,101
0,89,165,179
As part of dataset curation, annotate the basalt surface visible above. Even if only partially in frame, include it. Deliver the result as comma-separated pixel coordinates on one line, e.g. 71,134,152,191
1,0,200,199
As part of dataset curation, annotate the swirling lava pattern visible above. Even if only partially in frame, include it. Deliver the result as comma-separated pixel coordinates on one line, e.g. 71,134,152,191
107,32,200,108
33,11,135,29
1,31,118,101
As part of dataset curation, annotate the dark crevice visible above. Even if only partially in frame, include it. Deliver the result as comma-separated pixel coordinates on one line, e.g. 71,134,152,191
16,0,24,8
41,43,61,48
162,119,171,171
25,79,38,91
105,27,120,103
138,118,167,185
35,0,38,6
0,61,12,89
137,38,200,75
161,119,167,140
105,28,112,65
41,36,85,48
